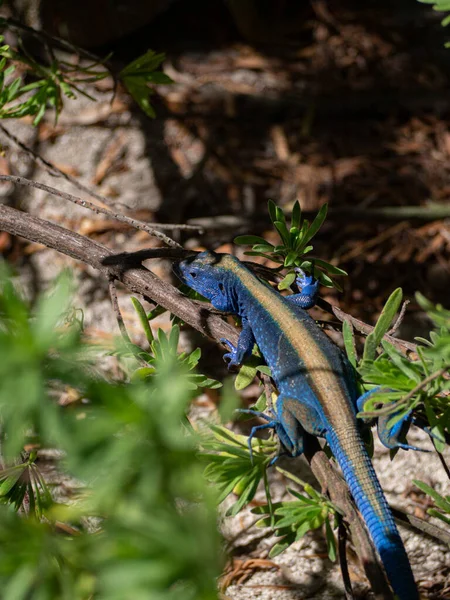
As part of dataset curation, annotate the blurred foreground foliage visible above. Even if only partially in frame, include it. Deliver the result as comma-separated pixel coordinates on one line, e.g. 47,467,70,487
0,266,221,600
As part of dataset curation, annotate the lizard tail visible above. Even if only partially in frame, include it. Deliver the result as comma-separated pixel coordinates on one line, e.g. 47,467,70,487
327,427,419,600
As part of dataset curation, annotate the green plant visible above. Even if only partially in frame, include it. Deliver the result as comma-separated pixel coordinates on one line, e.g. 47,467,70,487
356,292,450,447
0,34,110,124
0,20,173,124
252,469,338,560
119,50,173,119
235,200,347,290
414,480,450,526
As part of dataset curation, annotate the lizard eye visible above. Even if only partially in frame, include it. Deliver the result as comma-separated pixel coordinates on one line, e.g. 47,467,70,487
190,272,197,278
218,283,224,292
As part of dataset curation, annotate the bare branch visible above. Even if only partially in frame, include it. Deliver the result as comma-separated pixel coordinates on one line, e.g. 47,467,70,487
0,125,204,232
388,300,409,336
0,175,182,247
0,203,237,345
392,507,450,546
338,521,354,600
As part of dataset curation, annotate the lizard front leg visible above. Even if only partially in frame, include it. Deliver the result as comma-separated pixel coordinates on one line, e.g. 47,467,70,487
285,269,319,310
221,317,255,367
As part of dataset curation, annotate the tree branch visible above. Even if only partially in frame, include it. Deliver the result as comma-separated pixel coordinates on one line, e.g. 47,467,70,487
0,203,237,345
0,174,183,247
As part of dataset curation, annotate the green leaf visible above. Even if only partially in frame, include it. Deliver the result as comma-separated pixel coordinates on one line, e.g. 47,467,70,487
123,79,156,118
427,508,450,525
269,538,294,558
307,258,347,276
303,204,328,245
130,296,154,344
291,200,301,230
6,77,22,102
268,199,278,224
274,220,290,246
235,363,257,390
414,480,450,512
342,320,357,368
362,288,403,363
252,392,267,412
234,235,272,246
256,365,272,376
278,272,296,291
325,518,337,562
120,50,166,76
252,243,276,253
284,251,298,267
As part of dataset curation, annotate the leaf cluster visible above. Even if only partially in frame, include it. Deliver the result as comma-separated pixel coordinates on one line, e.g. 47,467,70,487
0,34,109,125
414,480,450,527
252,475,337,560
125,296,221,392
200,417,339,559
201,425,276,516
356,290,450,445
119,50,173,119
0,20,173,125
235,200,347,290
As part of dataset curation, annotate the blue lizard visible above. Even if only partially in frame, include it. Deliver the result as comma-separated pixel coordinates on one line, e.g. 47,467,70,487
175,251,419,600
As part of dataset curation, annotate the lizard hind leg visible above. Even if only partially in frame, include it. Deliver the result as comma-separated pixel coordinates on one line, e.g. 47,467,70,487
276,396,326,457
237,404,306,465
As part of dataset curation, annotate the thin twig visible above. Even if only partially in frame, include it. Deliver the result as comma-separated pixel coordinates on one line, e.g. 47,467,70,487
435,450,450,482
338,521,354,600
392,507,450,546
362,364,450,418
107,277,132,344
261,373,275,412
388,300,409,336
0,127,204,232
0,175,182,248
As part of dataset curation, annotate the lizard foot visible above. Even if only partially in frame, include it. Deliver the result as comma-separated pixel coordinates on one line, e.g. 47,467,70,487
220,338,241,368
294,268,319,296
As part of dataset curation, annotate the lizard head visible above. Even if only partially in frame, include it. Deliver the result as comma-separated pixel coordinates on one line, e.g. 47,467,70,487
174,251,239,311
